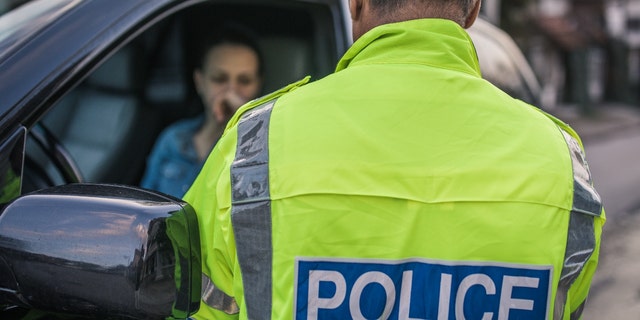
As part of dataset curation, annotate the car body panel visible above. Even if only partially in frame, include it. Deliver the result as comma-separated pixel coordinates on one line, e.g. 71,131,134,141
0,0,177,137
0,184,202,318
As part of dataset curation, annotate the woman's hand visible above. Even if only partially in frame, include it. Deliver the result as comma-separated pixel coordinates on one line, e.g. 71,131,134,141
213,91,246,124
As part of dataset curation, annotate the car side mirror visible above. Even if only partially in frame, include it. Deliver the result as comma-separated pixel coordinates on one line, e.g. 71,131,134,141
0,184,201,319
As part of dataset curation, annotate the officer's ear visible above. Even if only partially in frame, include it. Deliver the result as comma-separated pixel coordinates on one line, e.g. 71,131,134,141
349,0,364,22
463,0,482,29
349,0,375,41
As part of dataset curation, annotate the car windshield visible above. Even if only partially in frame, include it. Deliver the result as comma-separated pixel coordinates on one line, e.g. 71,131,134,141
0,0,77,59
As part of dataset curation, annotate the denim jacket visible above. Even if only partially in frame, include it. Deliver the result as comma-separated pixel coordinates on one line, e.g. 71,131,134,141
140,116,207,198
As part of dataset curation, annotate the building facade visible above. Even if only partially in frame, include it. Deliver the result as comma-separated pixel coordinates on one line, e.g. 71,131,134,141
485,0,639,110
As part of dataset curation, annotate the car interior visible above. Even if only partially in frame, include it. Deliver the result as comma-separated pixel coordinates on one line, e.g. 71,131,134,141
23,2,343,194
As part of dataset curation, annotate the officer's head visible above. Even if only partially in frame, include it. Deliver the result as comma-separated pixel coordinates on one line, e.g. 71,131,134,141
348,0,482,40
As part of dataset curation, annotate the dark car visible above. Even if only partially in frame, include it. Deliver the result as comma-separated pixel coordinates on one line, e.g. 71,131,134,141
0,1,542,319
0,0,349,318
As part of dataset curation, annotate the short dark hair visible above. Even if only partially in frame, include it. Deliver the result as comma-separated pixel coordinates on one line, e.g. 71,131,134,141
369,0,474,17
196,22,264,76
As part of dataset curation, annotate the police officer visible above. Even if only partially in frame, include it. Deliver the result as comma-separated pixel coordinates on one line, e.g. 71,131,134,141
184,0,606,318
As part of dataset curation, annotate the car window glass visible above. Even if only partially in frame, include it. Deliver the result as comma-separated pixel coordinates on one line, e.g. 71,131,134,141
25,1,340,193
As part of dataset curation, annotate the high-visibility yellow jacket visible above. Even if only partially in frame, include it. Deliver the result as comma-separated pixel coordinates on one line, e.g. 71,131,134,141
184,18,605,320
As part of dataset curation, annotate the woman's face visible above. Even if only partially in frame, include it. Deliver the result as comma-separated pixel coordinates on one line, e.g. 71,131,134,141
194,43,262,121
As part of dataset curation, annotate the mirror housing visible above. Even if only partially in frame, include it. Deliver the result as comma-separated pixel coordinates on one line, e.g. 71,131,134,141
0,184,201,319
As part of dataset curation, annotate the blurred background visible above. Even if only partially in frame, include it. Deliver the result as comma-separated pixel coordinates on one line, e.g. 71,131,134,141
482,0,639,112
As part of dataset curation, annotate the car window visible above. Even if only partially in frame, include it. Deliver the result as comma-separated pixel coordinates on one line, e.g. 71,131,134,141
24,1,342,193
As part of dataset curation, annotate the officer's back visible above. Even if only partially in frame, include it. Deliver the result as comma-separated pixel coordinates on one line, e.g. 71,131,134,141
185,0,605,319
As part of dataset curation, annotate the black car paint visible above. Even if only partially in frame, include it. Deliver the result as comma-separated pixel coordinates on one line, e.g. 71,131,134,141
0,0,176,138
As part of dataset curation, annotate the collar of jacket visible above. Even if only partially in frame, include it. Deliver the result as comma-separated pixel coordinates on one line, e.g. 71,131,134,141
336,18,482,78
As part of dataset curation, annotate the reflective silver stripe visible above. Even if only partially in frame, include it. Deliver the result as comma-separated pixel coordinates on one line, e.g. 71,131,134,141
570,300,586,320
554,130,602,320
561,131,602,217
201,274,239,314
230,99,276,319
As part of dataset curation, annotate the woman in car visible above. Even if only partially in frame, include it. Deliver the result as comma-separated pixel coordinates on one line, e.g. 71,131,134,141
141,23,264,198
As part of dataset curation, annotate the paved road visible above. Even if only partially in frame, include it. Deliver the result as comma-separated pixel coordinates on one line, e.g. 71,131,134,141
585,127,640,222
551,103,640,319
581,129,640,319
583,209,640,319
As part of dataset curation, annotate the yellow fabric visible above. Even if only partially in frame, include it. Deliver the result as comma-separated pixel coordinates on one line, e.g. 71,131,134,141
185,77,310,319
185,18,605,319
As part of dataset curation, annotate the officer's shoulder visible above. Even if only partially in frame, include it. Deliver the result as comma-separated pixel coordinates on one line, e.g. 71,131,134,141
520,100,585,149
225,76,311,129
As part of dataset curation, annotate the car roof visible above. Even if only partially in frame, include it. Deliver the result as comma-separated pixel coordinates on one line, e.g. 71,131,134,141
0,0,76,61
0,0,166,137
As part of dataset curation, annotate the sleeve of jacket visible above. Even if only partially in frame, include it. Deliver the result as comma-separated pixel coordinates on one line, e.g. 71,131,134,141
549,111,606,319
567,206,606,319
183,126,242,320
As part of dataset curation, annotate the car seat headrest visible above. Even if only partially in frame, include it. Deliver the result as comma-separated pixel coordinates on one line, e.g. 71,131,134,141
87,46,141,91
259,36,312,93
